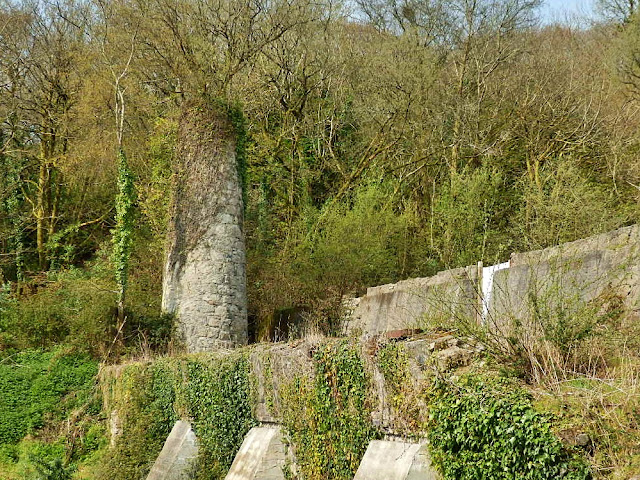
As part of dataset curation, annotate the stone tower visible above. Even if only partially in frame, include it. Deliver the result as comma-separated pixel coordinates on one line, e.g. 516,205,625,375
162,101,247,352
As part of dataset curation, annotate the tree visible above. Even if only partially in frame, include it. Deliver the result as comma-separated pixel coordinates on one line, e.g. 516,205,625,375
597,0,638,23
112,149,134,330
94,0,139,330
0,0,88,270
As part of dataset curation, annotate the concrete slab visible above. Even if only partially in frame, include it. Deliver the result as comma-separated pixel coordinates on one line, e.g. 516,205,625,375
354,440,439,480
345,266,478,336
146,420,198,480
225,426,286,480
406,444,439,480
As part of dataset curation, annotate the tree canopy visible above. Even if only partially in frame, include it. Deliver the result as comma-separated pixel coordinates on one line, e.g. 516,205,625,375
0,0,639,339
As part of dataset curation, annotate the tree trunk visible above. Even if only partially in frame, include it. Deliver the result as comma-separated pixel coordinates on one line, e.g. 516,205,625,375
36,160,48,270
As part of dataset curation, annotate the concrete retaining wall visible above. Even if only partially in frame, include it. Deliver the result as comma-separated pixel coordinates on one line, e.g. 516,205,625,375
490,225,640,325
344,266,479,336
247,336,475,434
343,225,640,337
225,427,287,480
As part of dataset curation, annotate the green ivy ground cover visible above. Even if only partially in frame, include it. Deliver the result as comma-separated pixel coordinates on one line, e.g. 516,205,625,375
0,349,98,447
0,349,100,479
99,353,256,480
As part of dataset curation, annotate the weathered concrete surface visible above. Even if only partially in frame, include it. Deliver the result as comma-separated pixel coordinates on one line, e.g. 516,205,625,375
225,427,287,480
344,266,479,336
354,440,439,480
146,421,198,480
490,224,640,333
406,443,440,480
343,225,639,338
162,102,247,352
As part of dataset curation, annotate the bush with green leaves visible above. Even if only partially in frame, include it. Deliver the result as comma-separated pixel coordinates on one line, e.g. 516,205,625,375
306,184,424,290
0,238,171,356
426,374,591,480
248,182,433,337
432,167,511,268
30,455,75,480
514,161,631,251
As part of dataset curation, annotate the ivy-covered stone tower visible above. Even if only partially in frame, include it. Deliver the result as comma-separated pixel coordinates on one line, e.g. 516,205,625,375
162,101,247,352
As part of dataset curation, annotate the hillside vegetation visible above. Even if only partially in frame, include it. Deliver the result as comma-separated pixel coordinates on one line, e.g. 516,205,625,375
1,0,640,478
1,0,640,341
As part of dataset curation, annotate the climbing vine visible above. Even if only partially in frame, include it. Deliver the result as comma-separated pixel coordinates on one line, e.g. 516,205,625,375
95,343,594,480
205,98,248,204
99,353,255,480
1,148,26,284
280,340,378,480
377,341,424,434
186,354,257,479
225,101,248,203
112,149,136,325
97,360,178,480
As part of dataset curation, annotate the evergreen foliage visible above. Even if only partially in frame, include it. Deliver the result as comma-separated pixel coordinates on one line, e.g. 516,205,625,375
97,361,178,480
427,375,592,480
112,149,136,320
0,349,98,446
186,356,256,479
280,340,378,479
98,353,255,480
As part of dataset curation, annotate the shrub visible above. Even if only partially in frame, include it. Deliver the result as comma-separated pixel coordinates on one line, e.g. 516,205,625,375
30,455,75,480
426,374,591,480
514,161,630,251
432,167,510,268
0,349,98,446
248,182,432,337
0,269,114,353
0,236,170,356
